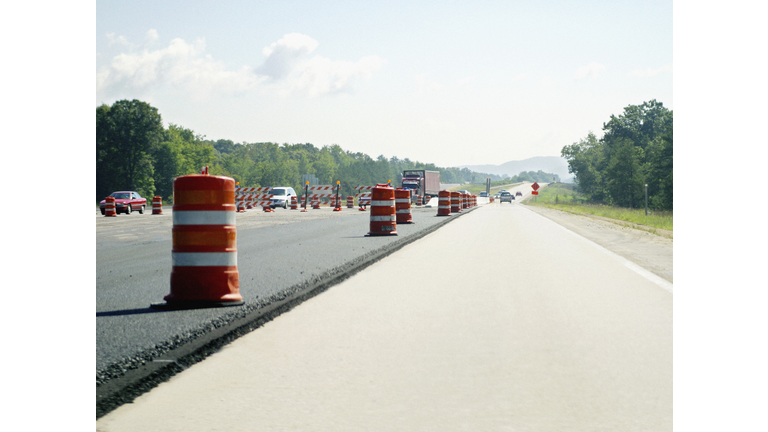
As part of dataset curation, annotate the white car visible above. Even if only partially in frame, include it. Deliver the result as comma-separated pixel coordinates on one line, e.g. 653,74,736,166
270,187,298,209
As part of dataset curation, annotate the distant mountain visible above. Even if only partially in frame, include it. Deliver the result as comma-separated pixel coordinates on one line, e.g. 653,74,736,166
458,156,574,183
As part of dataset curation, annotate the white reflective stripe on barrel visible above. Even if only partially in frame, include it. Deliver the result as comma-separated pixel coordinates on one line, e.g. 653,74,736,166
396,210,411,214
172,252,238,267
395,199,410,203
370,200,395,206
370,215,396,221
173,211,236,226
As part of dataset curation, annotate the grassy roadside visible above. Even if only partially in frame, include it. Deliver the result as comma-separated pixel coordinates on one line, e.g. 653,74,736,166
524,183,673,233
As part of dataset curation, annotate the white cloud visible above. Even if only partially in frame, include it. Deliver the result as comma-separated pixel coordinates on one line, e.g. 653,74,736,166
628,64,671,78
574,62,606,80
105,32,130,47
144,29,159,47
260,34,385,97
289,55,385,97
97,32,384,101
257,33,320,80
97,35,262,101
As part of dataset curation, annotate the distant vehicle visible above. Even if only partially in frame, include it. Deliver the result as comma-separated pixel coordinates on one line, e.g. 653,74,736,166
479,192,489,197
458,190,470,195
499,191,514,203
516,191,523,197
100,191,147,215
270,187,297,209
401,170,440,203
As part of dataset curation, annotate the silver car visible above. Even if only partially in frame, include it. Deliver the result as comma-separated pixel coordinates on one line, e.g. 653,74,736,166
270,187,297,209
499,191,515,203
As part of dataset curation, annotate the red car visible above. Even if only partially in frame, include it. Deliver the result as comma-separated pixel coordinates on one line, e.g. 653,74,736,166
100,191,147,215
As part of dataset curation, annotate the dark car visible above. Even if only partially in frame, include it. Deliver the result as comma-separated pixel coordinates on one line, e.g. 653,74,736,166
100,191,147,215
499,191,515,203
515,191,523,197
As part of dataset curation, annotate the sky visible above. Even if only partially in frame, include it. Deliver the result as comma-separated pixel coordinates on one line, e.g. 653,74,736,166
95,0,672,168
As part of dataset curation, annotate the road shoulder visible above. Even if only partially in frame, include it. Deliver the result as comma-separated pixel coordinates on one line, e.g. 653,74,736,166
522,204,673,284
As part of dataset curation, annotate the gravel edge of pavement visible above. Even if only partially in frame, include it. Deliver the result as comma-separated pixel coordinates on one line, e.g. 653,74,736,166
96,206,478,419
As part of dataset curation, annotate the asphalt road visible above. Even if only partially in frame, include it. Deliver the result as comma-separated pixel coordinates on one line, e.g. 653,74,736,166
96,198,479,380
97,194,672,431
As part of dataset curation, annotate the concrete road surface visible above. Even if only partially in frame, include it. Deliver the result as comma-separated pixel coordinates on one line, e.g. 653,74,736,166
97,202,672,432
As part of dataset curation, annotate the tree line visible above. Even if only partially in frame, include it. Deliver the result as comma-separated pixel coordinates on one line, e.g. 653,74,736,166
97,99,548,202
561,100,672,210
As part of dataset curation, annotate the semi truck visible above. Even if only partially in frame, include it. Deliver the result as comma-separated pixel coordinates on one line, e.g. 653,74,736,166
401,170,440,202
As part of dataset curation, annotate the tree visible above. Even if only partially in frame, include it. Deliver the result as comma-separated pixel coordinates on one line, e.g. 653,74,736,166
96,99,163,200
605,138,645,207
152,124,217,199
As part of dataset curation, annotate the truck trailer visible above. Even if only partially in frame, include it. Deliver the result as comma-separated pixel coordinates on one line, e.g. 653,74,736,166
401,170,440,202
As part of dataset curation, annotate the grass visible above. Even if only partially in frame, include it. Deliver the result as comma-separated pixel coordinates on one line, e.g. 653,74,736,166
525,183,673,232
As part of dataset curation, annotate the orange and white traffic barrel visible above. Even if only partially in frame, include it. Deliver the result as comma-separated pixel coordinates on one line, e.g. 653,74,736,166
416,195,423,206
395,188,413,224
347,196,354,208
368,183,397,235
152,196,163,215
437,190,451,216
290,195,298,210
104,196,117,217
462,193,469,209
153,169,243,309
450,191,461,213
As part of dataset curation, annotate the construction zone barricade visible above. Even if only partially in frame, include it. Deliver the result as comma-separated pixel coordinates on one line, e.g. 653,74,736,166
395,188,413,224
104,196,117,217
355,185,373,211
152,196,163,215
437,190,451,216
367,183,397,236
152,167,244,310
235,187,273,211
347,196,354,209
302,185,336,210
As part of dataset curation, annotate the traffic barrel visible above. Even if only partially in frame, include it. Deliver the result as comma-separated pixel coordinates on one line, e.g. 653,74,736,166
152,196,163,215
450,191,461,213
368,183,397,236
104,196,117,217
152,169,243,309
347,196,354,209
437,190,451,216
416,195,423,206
462,193,469,209
395,188,413,224
290,195,298,210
